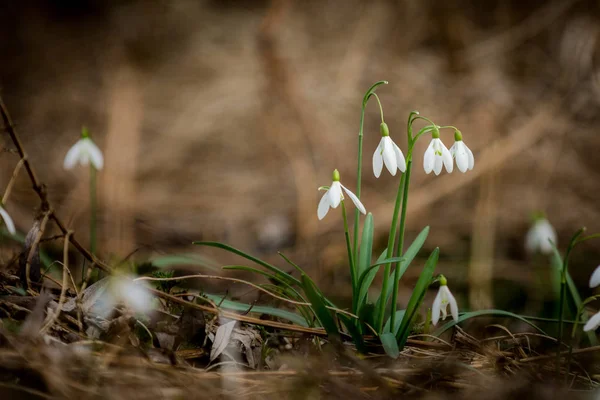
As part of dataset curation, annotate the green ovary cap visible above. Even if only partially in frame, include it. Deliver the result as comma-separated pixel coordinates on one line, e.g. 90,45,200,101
81,126,90,139
332,169,340,182
439,274,447,286
380,122,390,137
432,126,440,139
454,130,463,141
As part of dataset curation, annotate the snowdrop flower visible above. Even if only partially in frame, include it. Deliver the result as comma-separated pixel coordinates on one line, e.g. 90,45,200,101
373,122,406,178
423,128,453,175
63,128,104,170
583,311,600,332
449,130,474,173
95,275,153,318
589,265,600,288
525,216,557,255
431,276,459,325
0,206,15,235
317,169,366,220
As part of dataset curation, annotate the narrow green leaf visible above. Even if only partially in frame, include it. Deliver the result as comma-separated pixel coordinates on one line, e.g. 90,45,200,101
384,310,406,336
223,265,302,292
376,226,430,317
151,254,219,270
357,213,374,285
193,241,301,286
277,252,306,276
338,313,366,353
301,274,339,338
550,243,597,345
380,332,400,358
357,248,387,315
396,247,439,348
433,309,549,337
204,294,308,326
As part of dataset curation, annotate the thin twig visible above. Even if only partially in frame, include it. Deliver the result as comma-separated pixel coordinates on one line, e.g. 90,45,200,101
25,210,51,291
0,96,110,273
40,231,72,334
2,157,25,204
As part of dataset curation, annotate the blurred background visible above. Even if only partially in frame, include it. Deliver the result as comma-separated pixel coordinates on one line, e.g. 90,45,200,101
1,0,600,315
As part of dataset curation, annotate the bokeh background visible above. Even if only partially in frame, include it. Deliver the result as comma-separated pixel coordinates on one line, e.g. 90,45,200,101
1,0,600,314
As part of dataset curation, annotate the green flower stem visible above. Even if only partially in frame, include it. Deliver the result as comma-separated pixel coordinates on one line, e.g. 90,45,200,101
353,81,388,263
90,165,97,256
341,200,357,298
376,172,405,333
390,158,412,331
370,93,385,123
566,295,600,381
556,228,585,375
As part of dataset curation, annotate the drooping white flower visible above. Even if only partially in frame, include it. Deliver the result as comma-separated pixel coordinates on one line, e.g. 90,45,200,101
431,277,459,326
423,129,453,175
317,169,366,220
583,311,600,332
95,275,153,318
373,122,406,178
63,129,104,170
0,206,15,235
589,265,600,288
449,130,474,173
525,217,557,255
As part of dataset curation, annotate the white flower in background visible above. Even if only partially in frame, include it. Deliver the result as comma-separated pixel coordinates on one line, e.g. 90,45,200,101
373,122,406,178
317,169,366,220
431,276,459,325
525,216,557,255
0,206,15,235
95,275,153,318
63,128,104,170
449,130,474,173
423,129,453,175
583,311,600,332
589,265,600,288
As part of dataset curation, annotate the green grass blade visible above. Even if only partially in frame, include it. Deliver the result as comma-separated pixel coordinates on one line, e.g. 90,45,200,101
357,213,374,289
432,309,549,336
550,244,597,345
150,254,219,270
204,294,308,326
357,248,387,316
193,241,301,286
396,247,439,348
338,313,366,353
380,332,400,358
223,265,302,293
301,274,339,338
384,310,406,336
277,252,307,276
376,226,430,317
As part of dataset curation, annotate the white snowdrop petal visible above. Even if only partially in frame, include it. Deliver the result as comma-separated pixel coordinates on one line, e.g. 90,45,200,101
583,311,600,332
0,207,16,235
382,137,397,176
431,290,442,325
341,184,366,215
465,144,475,170
63,141,83,170
442,144,453,173
373,140,384,178
392,141,406,172
455,142,468,173
589,265,600,288
433,155,443,175
328,181,342,209
447,290,459,322
85,139,104,170
317,192,330,220
423,145,434,174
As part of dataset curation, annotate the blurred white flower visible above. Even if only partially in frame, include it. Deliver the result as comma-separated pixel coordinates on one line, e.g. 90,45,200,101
583,311,600,332
0,206,15,235
63,133,104,170
590,265,600,288
423,138,453,175
373,122,406,178
525,218,557,255
449,133,474,173
96,276,153,317
431,280,458,326
318,169,366,220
